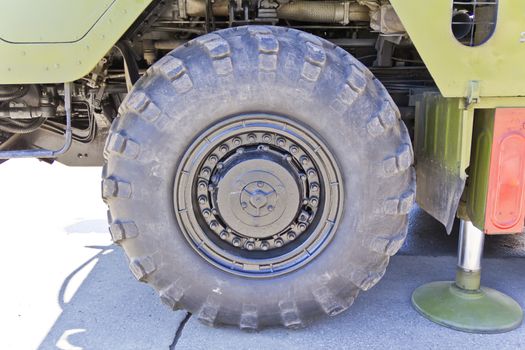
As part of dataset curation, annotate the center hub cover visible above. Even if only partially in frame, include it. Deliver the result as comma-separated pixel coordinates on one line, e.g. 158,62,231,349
215,158,301,239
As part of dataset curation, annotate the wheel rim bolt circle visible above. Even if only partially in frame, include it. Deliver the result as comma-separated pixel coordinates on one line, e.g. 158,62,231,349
194,130,323,252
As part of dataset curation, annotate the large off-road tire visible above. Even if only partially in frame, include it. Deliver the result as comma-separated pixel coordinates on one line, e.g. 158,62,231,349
103,26,415,329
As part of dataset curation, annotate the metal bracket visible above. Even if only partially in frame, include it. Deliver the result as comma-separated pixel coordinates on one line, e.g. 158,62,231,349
0,82,72,159
466,80,480,108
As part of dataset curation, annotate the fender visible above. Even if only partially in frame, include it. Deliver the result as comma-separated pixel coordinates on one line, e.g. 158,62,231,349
0,0,153,84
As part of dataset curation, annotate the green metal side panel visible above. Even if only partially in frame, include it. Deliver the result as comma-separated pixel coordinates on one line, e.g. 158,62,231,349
466,109,495,229
413,92,474,232
390,0,525,98
0,0,153,84
0,0,114,43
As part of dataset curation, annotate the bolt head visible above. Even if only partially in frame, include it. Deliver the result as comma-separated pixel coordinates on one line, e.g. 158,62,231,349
198,195,207,204
247,134,256,143
298,223,307,231
246,242,255,250
220,231,228,240
232,238,241,247
210,221,218,229
275,239,284,247
310,197,319,206
233,137,242,146
287,231,296,240
262,134,272,142
261,242,269,251
202,209,211,218
290,145,298,154
277,138,286,147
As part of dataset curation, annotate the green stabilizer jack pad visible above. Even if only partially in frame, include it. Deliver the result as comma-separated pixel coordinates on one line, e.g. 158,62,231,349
412,281,523,333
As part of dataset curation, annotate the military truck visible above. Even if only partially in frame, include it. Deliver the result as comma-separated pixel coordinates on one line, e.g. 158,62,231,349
1,0,524,332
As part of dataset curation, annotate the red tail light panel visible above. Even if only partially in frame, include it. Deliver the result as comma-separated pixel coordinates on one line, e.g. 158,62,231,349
485,108,525,234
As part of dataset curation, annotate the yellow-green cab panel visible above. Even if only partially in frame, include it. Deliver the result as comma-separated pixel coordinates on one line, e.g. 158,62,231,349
390,0,525,98
0,0,153,84
0,0,114,43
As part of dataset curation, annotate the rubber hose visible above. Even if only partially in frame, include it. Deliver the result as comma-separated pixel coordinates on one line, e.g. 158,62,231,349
0,117,46,134
0,85,29,102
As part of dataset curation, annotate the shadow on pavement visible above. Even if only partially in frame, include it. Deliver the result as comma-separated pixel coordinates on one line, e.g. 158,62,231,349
38,245,186,350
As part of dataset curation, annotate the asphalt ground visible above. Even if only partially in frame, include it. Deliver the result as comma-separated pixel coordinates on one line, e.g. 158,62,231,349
1,159,524,350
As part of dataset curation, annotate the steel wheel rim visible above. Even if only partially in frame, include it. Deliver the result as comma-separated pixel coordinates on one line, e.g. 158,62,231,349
174,114,343,277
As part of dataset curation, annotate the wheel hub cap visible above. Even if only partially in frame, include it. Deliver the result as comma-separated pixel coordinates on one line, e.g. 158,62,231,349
174,114,343,277
216,158,301,239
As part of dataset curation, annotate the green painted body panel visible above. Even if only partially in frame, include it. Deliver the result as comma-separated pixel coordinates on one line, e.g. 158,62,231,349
466,109,495,229
0,0,114,43
412,92,474,232
0,0,152,84
390,0,525,98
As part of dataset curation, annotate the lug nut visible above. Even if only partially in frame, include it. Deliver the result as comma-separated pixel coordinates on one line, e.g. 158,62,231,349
198,181,207,190
210,221,218,230
198,195,207,204
300,156,309,165
307,169,316,177
262,134,272,143
290,145,298,154
232,137,242,146
246,241,255,250
261,242,269,251
201,168,211,177
298,223,307,231
219,231,229,240
202,209,211,218
310,197,319,206
247,134,257,143
232,238,241,247
310,183,319,192
209,155,218,163
275,239,284,248
219,145,229,153
277,138,286,147
287,231,296,240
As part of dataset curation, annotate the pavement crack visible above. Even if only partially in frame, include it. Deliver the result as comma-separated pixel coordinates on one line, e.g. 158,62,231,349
170,312,192,350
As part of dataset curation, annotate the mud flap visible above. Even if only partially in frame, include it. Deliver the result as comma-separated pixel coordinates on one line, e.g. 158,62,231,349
412,92,474,233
